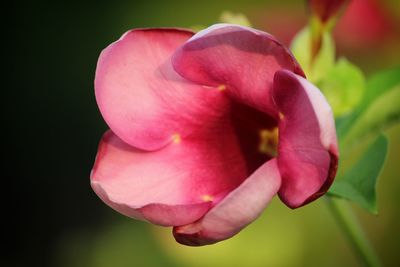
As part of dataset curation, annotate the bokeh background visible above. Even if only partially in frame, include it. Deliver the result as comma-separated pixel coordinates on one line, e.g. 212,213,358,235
8,0,400,267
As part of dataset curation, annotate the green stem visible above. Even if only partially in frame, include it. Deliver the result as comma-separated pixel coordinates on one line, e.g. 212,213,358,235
325,197,383,267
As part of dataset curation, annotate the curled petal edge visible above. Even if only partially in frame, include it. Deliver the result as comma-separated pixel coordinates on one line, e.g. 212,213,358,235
173,159,281,246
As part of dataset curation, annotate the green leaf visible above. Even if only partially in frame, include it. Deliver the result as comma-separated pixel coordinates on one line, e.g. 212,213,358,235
337,66,400,147
318,58,365,117
290,27,335,84
329,134,388,214
291,27,365,117
344,85,400,144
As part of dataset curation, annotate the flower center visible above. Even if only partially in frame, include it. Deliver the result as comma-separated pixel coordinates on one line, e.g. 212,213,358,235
259,127,279,157
230,102,279,175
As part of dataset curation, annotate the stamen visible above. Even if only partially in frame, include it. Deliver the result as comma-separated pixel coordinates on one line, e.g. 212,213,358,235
201,194,214,202
217,84,227,91
172,134,181,144
279,112,285,120
259,127,279,156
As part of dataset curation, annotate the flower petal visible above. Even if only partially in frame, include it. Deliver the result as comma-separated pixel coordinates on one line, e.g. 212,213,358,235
272,70,339,208
172,24,304,115
91,128,250,226
95,28,229,151
173,159,281,246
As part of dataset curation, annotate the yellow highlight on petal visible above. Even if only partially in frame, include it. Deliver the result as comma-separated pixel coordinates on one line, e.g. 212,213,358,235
201,195,214,202
217,84,227,91
172,134,181,144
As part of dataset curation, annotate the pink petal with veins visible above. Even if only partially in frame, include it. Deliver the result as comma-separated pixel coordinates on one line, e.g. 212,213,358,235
91,124,250,226
273,70,338,208
172,24,304,115
95,29,229,151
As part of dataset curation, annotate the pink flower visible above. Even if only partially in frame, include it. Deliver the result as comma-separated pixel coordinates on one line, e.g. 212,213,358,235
91,24,339,246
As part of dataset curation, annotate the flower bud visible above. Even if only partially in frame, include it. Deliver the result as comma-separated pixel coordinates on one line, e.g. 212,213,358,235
308,0,348,23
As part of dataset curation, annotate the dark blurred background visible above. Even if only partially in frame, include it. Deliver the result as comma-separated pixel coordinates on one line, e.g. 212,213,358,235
7,1,400,267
